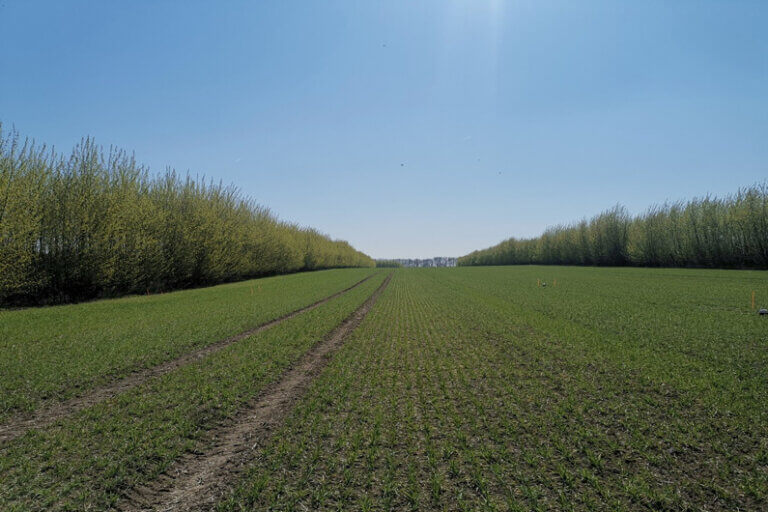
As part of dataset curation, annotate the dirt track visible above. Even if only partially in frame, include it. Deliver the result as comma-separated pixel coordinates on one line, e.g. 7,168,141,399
0,274,375,444
119,273,391,512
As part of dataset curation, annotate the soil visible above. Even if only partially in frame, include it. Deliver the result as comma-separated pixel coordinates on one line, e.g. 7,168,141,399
118,273,391,512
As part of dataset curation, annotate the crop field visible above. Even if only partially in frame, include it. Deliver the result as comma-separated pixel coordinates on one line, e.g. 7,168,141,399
0,267,375,424
1,266,766,511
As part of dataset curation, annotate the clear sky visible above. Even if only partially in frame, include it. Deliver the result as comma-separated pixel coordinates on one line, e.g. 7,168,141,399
1,1,766,259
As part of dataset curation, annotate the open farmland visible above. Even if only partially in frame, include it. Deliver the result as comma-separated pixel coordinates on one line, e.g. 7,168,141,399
0,266,766,511
0,269,388,510
4,3,767,510
218,267,767,511
0,268,375,426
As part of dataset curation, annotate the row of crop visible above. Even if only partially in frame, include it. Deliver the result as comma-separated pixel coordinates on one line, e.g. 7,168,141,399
218,269,766,510
0,128,373,304
0,268,374,420
0,273,387,511
458,184,768,268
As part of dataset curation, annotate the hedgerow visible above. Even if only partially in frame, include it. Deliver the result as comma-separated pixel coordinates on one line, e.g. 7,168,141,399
459,186,768,268
0,127,373,304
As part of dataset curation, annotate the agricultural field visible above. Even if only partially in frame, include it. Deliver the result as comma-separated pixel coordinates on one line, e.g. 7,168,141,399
218,267,767,511
0,268,375,425
1,266,766,511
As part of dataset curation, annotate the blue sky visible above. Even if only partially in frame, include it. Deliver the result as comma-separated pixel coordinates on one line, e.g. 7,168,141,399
1,1,766,258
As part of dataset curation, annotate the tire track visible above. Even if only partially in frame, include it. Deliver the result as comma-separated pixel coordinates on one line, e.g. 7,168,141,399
0,274,376,444
120,273,392,512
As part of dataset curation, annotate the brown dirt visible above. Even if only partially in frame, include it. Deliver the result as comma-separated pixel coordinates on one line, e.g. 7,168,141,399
0,274,375,444
118,273,392,512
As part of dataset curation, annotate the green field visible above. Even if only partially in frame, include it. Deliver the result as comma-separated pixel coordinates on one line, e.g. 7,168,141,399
0,268,374,421
219,267,767,511
1,266,766,511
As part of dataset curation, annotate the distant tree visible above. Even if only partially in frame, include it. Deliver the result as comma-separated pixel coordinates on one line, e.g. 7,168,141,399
458,184,768,270
375,260,402,268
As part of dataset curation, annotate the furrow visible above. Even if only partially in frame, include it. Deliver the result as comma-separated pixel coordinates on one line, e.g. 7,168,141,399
120,273,392,512
0,274,375,444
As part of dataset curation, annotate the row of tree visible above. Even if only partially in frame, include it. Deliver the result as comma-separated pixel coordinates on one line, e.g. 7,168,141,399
374,260,402,268
0,129,373,305
458,184,768,269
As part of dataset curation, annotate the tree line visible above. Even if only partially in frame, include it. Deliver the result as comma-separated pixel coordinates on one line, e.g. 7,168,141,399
374,260,402,268
0,128,373,305
458,184,768,269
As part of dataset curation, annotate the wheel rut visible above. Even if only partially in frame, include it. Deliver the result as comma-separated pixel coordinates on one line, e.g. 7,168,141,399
119,273,392,512
0,274,376,444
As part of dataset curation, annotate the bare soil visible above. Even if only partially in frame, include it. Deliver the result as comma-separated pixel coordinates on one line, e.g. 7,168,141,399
119,273,391,512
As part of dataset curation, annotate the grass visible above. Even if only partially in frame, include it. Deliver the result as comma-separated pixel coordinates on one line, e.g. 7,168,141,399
0,267,374,421
1,265,765,511
218,266,767,511
0,271,388,511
